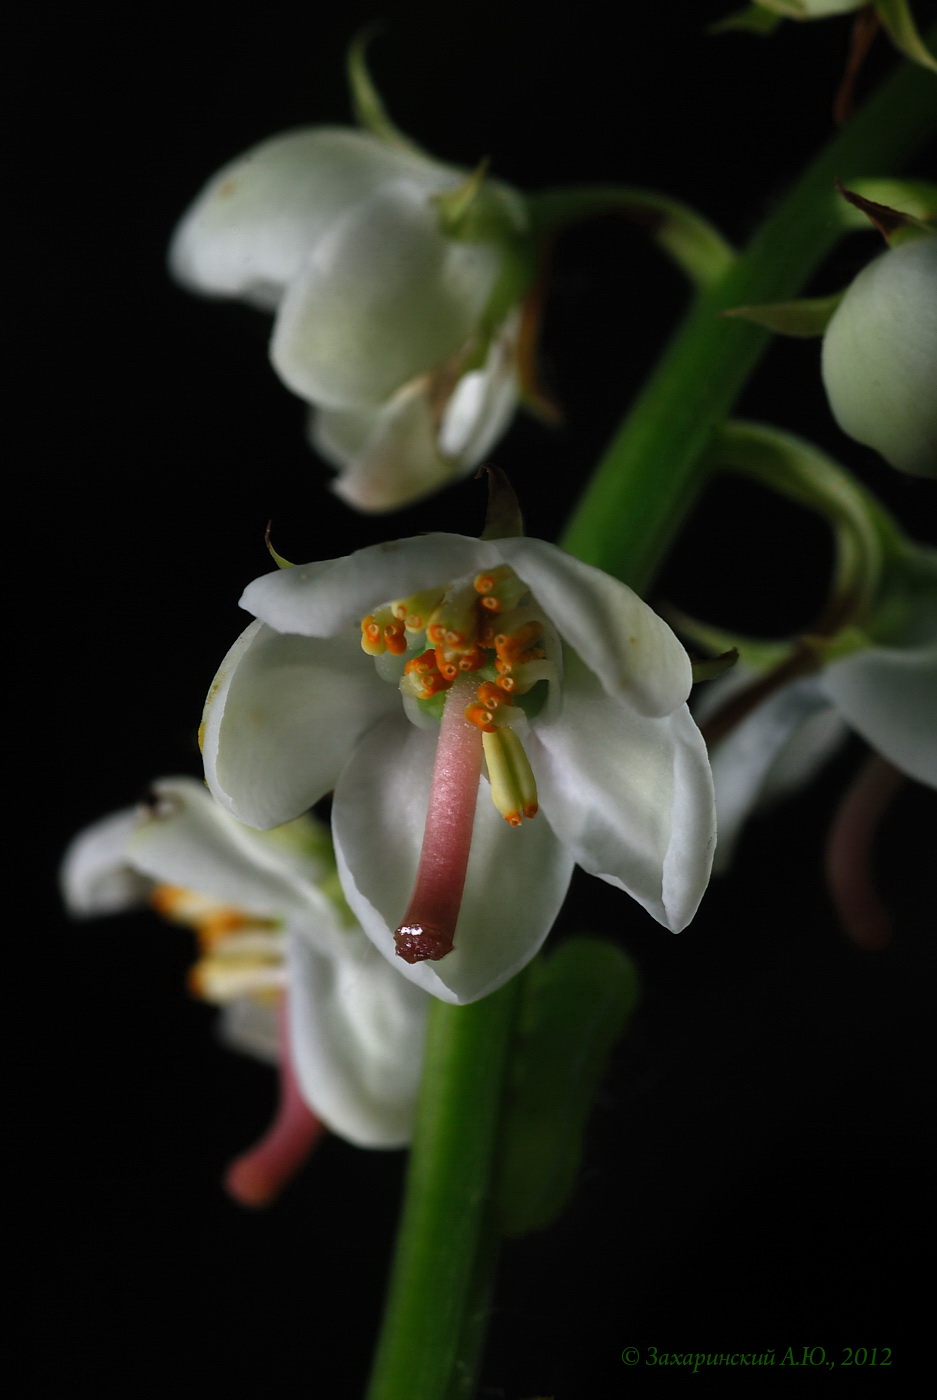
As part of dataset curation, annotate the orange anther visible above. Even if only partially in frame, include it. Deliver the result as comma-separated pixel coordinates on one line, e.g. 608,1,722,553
464,702,497,733
476,681,509,711
383,623,407,656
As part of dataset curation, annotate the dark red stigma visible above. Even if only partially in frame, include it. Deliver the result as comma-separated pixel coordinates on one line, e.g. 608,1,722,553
394,921,455,964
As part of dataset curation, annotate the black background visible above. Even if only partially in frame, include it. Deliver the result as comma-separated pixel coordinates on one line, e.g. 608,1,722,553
23,2,932,1394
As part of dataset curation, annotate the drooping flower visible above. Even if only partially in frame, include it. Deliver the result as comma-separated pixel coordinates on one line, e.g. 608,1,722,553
821,236,937,478
170,126,534,511
61,778,429,1197
200,532,716,1004
694,543,937,871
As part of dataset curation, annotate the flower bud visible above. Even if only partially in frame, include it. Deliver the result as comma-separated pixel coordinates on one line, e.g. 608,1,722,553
821,237,937,478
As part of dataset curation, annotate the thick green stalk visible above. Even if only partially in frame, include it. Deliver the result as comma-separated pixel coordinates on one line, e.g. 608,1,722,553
366,982,518,1400
366,44,935,1400
561,49,937,593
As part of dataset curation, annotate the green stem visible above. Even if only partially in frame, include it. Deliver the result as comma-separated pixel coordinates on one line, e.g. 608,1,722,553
560,47,937,594
366,42,935,1400
366,981,519,1400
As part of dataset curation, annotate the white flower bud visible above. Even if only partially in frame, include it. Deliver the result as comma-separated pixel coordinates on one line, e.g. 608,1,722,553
821,237,937,478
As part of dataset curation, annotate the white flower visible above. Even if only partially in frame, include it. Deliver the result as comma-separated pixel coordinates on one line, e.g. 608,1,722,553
170,128,531,511
61,778,428,1150
200,533,716,1004
696,557,937,867
821,237,937,478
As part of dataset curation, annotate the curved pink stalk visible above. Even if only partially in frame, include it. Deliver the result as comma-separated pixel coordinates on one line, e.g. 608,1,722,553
395,674,484,963
825,752,906,951
223,999,326,1208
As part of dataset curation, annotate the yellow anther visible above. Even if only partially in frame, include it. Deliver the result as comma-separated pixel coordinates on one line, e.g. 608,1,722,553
389,588,447,634
482,726,539,826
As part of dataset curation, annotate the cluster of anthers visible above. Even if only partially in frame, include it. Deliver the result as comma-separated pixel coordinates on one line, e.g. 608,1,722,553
360,563,552,830
150,883,285,1007
358,562,557,965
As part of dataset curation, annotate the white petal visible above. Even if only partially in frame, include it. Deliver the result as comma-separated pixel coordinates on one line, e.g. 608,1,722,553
218,997,280,1065
241,534,499,638
696,670,848,871
125,778,343,953
821,238,937,477
332,712,574,1004
437,313,521,461
60,808,151,916
169,128,448,310
271,179,502,408
288,929,428,1147
825,639,937,787
527,652,714,931
201,620,393,828
493,538,692,716
315,379,467,514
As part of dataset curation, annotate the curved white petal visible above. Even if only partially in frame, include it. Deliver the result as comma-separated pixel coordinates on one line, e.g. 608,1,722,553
241,534,500,638
169,128,449,310
125,778,344,955
332,712,574,1004
202,620,393,828
825,639,937,787
271,180,502,409
527,652,715,930
316,378,466,514
698,673,846,872
822,238,937,477
494,538,691,717
437,313,521,462
288,928,428,1146
60,808,152,916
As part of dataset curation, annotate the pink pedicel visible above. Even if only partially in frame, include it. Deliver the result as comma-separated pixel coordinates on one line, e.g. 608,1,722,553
825,753,906,951
224,1001,326,1208
394,675,484,964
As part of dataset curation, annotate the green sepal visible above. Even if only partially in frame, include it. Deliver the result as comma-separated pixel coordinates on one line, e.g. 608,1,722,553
691,648,739,683
834,178,936,244
834,178,937,230
722,290,843,336
876,0,937,74
431,160,492,238
709,4,783,35
347,29,421,152
497,939,639,1239
665,607,791,673
526,186,735,289
265,523,295,569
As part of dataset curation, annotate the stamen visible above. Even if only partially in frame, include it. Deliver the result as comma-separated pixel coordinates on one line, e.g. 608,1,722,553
482,726,539,826
394,675,484,964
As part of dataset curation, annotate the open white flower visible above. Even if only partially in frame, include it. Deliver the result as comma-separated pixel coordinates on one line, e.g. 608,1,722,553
201,533,716,1004
61,778,428,1152
170,128,531,511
